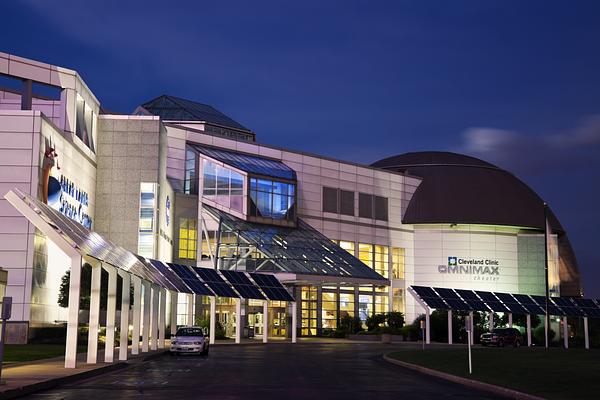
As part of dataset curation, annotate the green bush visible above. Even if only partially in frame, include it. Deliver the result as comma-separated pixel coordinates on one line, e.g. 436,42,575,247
335,315,363,336
366,313,386,331
194,317,227,340
533,325,556,345
400,324,420,341
386,312,405,333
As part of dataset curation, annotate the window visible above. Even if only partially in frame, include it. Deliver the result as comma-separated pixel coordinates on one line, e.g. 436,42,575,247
358,243,373,268
138,183,156,258
391,247,405,279
358,294,373,323
358,193,373,218
392,288,405,313
322,292,337,329
339,292,355,317
202,159,244,212
340,190,354,216
359,193,388,221
184,149,198,194
178,218,197,260
301,287,318,336
322,187,354,216
75,95,95,152
322,187,338,213
249,177,296,221
338,240,355,256
374,245,389,278
375,294,389,314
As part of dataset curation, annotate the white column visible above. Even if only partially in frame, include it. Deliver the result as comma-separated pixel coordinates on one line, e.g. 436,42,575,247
291,302,297,343
469,311,474,345
235,298,242,344
447,310,453,345
131,276,142,355
118,271,130,361
65,255,82,369
562,316,568,349
170,291,178,335
526,314,532,347
159,288,166,349
425,309,430,344
104,265,117,363
187,293,194,327
489,312,494,332
263,300,269,343
87,262,102,364
209,296,216,344
584,317,589,350
508,313,513,328
151,285,159,351
142,280,151,352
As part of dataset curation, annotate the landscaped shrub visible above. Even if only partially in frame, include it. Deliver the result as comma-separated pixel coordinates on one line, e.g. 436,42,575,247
195,317,227,339
386,312,405,333
365,313,386,331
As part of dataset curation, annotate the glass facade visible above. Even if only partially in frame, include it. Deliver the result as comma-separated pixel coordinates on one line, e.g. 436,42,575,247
339,292,354,317
321,291,337,329
202,159,244,213
178,218,197,260
75,94,96,152
249,177,295,222
374,245,389,278
301,286,317,336
358,294,373,323
138,182,156,257
392,288,405,313
184,149,198,194
392,247,405,279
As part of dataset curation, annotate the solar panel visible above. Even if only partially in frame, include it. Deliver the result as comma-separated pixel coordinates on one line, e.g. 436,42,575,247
249,273,295,302
510,294,545,315
219,270,266,300
552,297,585,317
411,286,448,309
434,288,471,311
168,263,214,296
192,267,239,298
494,292,529,314
530,296,564,316
412,286,439,299
572,298,600,318
454,289,489,311
148,259,191,293
135,256,182,292
475,291,510,312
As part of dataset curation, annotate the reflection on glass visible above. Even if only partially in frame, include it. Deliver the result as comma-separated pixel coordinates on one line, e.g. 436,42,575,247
249,177,296,222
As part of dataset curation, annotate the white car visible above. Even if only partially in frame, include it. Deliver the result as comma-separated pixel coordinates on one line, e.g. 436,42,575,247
170,327,209,355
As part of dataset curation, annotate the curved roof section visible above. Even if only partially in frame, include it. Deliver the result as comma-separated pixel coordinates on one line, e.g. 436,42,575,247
139,95,250,131
371,151,564,232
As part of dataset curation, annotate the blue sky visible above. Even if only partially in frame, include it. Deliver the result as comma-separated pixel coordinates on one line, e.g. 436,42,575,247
2,0,599,296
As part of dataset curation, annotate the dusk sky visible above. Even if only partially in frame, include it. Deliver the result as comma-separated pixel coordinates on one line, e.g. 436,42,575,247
2,1,599,296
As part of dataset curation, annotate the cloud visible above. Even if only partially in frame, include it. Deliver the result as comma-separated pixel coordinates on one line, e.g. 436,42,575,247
457,115,600,175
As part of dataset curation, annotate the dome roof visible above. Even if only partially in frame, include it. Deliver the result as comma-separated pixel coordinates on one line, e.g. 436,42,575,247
372,151,564,232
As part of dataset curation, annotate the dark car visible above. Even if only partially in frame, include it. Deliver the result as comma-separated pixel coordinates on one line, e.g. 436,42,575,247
480,328,522,347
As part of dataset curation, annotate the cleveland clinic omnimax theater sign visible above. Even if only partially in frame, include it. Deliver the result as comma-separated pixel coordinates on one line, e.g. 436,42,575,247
438,256,501,281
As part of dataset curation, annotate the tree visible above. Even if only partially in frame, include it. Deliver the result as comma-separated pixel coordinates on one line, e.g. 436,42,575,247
365,314,386,331
386,312,405,333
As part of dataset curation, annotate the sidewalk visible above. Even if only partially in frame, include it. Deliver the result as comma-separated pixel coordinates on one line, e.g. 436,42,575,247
0,345,167,400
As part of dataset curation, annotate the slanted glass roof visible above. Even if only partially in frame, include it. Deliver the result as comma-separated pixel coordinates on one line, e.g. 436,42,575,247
192,145,297,181
204,205,386,282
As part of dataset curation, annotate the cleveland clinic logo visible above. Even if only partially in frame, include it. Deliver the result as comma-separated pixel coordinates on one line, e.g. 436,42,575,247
438,256,500,275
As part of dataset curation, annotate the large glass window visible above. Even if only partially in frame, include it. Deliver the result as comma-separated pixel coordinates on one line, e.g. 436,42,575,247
138,182,156,258
392,288,405,313
178,218,197,260
375,293,389,314
339,292,355,318
322,292,337,329
301,286,317,336
202,159,244,212
338,240,355,256
391,247,405,279
358,243,373,268
374,245,389,278
75,95,95,152
184,149,198,194
249,177,295,221
358,294,373,323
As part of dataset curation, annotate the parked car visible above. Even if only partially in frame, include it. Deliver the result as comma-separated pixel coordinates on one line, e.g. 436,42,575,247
480,327,522,347
170,327,209,355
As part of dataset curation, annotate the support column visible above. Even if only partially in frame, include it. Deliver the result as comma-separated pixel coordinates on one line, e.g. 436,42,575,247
159,288,167,349
425,309,430,344
526,314,532,347
562,316,568,349
131,276,142,355
209,296,216,344
469,311,474,345
447,310,453,345
508,313,513,328
21,79,33,110
118,271,130,361
584,317,589,350
65,255,82,369
170,291,178,336
489,312,494,332
187,293,194,327
104,265,117,363
151,285,159,351
235,298,242,344
263,300,269,343
291,301,297,343
142,280,151,352
87,262,102,364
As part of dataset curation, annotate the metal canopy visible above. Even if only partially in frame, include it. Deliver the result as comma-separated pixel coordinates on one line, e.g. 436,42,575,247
249,273,295,302
192,267,239,298
220,270,265,300
204,205,387,284
410,286,600,318
168,263,215,296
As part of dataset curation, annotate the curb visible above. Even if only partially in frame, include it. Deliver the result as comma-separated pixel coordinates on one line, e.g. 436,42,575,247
382,354,546,400
0,350,168,400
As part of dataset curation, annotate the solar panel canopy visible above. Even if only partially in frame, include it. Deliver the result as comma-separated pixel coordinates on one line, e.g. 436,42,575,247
192,267,239,298
220,270,265,300
249,273,295,302
168,263,214,296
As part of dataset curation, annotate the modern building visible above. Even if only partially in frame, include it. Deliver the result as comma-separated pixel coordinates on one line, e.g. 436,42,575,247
0,52,582,341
